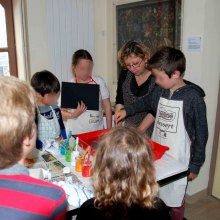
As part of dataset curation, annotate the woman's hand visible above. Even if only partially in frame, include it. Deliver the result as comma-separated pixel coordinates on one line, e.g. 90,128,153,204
70,101,87,118
115,104,124,127
114,109,126,125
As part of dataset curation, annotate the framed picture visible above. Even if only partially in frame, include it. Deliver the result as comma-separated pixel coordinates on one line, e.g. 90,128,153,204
115,0,182,78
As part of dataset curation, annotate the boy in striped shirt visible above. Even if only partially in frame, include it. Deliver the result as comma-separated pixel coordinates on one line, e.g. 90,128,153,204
0,76,67,220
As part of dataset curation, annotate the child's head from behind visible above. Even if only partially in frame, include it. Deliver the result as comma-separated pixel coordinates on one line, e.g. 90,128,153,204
93,127,158,209
72,49,93,81
148,47,186,89
0,76,36,169
31,70,60,106
118,41,150,76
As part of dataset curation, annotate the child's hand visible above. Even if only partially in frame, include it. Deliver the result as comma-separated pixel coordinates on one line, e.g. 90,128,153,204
187,172,198,181
55,136,63,143
71,101,87,118
114,109,126,125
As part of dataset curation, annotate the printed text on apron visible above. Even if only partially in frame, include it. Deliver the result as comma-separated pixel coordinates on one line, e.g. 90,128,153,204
152,97,191,207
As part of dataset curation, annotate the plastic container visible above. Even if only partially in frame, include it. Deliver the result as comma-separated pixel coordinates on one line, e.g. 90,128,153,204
71,151,79,166
147,139,169,160
82,160,92,177
74,129,169,161
73,129,109,155
65,148,71,162
60,146,66,155
75,156,83,172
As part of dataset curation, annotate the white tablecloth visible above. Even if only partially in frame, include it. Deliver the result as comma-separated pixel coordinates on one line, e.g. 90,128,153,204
29,150,187,210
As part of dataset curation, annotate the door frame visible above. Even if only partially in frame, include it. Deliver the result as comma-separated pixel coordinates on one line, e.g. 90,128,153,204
208,79,220,195
0,0,17,76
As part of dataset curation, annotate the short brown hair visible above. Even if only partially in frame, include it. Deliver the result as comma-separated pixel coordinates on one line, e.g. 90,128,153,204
118,41,150,68
72,49,93,65
148,46,186,78
0,76,36,168
93,127,158,211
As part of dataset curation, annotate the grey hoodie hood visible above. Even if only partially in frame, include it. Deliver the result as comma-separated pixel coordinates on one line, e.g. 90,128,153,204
183,80,206,98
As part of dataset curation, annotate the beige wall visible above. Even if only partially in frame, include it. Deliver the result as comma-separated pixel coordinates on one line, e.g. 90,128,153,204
94,0,142,101
93,0,108,84
182,0,220,195
16,0,94,82
13,0,49,80
24,0,49,77
94,0,220,196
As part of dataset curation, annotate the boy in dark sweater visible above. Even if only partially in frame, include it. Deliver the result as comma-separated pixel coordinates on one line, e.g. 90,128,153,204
115,47,208,220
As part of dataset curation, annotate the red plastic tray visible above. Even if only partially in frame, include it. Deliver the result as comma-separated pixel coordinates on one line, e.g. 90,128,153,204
73,129,109,155
146,139,169,160
73,129,169,160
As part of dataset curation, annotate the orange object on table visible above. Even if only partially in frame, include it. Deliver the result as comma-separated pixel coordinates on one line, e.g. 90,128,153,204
75,156,83,172
73,129,169,160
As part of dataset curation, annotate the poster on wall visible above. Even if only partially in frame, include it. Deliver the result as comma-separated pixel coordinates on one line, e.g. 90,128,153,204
116,0,182,77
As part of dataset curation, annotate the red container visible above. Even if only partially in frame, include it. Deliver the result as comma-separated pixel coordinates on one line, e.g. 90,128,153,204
74,129,169,160
73,129,109,155
82,161,92,177
146,139,169,160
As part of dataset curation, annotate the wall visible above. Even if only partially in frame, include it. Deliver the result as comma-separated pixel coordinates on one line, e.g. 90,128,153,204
93,0,108,84
182,0,220,195
47,0,94,82
24,0,49,77
94,0,220,195
94,0,141,100
15,0,94,82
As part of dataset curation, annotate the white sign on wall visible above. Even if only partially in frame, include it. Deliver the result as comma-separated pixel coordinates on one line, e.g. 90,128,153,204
187,36,202,52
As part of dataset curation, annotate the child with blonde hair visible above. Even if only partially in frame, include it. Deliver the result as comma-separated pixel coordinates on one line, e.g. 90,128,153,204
0,76,67,219
77,127,171,220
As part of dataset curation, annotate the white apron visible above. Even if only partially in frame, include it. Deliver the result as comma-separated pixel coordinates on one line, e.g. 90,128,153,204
37,106,60,141
152,97,191,207
65,77,104,135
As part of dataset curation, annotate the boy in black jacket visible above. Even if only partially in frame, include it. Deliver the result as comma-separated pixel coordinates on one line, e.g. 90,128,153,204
115,47,208,220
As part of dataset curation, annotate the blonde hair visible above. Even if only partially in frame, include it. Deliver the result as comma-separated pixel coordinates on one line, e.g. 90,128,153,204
118,41,151,68
93,127,158,210
0,76,36,168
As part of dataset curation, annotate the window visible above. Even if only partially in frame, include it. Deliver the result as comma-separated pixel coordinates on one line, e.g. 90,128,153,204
0,0,17,76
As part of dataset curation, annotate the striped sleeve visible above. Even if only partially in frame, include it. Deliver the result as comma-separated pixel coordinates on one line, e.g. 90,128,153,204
0,174,67,220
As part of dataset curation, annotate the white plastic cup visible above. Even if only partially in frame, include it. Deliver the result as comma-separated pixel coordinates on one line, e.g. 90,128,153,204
71,151,79,166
